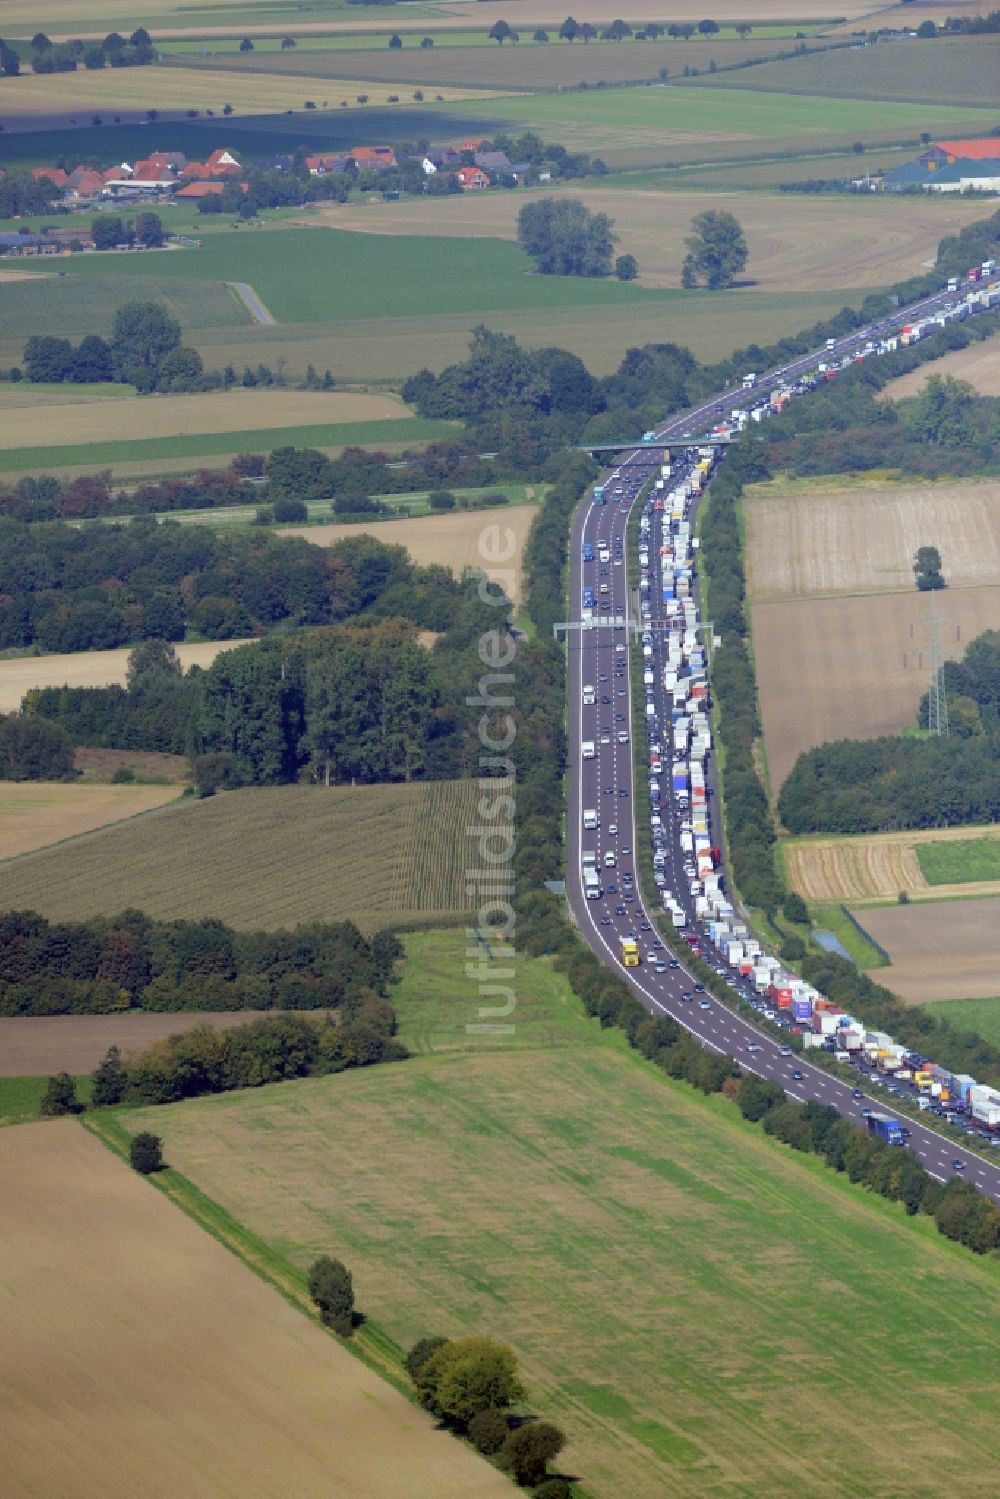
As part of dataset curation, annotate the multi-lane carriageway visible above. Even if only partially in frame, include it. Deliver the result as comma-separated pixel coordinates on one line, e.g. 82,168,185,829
565,290,1000,1207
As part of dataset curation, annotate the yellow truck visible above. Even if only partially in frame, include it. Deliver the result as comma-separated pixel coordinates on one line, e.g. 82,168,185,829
620,937,640,968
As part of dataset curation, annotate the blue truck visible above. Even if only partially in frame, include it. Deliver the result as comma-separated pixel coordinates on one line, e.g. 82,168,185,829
583,587,595,609
867,1113,905,1146
593,485,606,506
582,542,594,562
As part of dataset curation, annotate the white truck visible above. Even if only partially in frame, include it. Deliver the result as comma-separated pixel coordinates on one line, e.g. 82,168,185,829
583,808,598,830
582,740,595,760
583,683,595,705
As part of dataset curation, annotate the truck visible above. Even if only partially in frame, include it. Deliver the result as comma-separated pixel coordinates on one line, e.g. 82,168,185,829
742,372,758,389
583,683,595,705
593,485,606,505
866,1113,905,1147
584,868,601,899
620,936,640,967
582,740,595,760
825,337,836,351
582,542,594,562
583,807,598,830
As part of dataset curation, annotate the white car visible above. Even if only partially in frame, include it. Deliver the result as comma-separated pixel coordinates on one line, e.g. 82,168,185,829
608,823,618,836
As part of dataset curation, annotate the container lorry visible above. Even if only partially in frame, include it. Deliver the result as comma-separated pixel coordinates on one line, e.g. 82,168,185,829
866,1114,905,1146
620,936,640,967
593,485,606,505
583,808,598,830
582,740,595,760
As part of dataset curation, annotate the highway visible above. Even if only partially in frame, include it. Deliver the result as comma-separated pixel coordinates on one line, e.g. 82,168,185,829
565,286,1000,1205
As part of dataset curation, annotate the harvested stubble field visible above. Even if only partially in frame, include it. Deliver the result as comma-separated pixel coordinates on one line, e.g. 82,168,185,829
0,1010,268,1076
746,478,1000,600
0,780,179,861
122,926,1000,1499
682,34,1000,108
278,504,535,603
0,781,478,929
0,388,413,451
855,897,1000,1003
784,825,1000,904
328,187,988,294
885,340,1000,400
1,1121,512,1499
186,36,794,90
6,64,502,117
753,586,1000,793
0,640,250,714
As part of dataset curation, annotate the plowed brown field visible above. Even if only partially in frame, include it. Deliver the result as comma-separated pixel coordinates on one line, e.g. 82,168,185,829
0,1121,513,1499
785,826,1000,903
856,897,1000,1003
753,585,1000,792
0,1011,267,1076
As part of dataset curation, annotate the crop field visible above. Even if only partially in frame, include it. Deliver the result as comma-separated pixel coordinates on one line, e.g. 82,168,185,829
427,84,995,167
0,389,413,451
0,781,479,928
0,381,134,407
0,417,457,476
752,585,1000,793
181,36,796,90
746,478,1000,600
2,1121,511,1499
681,34,1000,108
853,897,1000,1004
0,780,179,861
0,1011,269,1077
3,64,502,118
0,640,250,714
0,271,248,345
784,826,1000,904
326,188,987,293
280,503,535,601
885,340,1000,400
119,927,1000,1499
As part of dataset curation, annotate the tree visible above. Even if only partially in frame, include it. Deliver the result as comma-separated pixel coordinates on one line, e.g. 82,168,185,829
698,17,719,33
735,22,753,38
416,1336,525,1427
917,19,937,37
72,334,114,383
428,489,456,509
683,209,748,289
534,28,549,41
134,211,164,247
41,1072,83,1116
281,34,296,47
783,890,809,925
517,197,617,277
420,35,434,47
681,254,698,289
580,21,597,40
239,36,253,50
31,32,52,49
130,1130,163,1172
92,214,127,249
500,1422,566,1486
92,1044,127,1105
131,27,152,45
908,374,974,448
156,345,204,391
490,19,514,43
405,1336,448,1381
559,15,579,40
913,544,946,591
388,31,402,47
469,1408,510,1454
24,334,75,383
308,1254,355,1334
111,300,182,388
127,638,182,688
615,253,638,281
0,41,21,75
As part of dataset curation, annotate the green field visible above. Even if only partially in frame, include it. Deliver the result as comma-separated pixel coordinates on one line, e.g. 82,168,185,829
917,838,1000,887
0,272,250,341
123,481,537,528
680,33,1000,108
0,417,459,475
0,1075,92,1127
0,782,478,930
120,928,1000,1499
920,995,1000,1047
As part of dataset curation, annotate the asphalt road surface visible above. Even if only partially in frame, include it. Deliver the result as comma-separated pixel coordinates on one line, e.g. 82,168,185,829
565,283,1000,1204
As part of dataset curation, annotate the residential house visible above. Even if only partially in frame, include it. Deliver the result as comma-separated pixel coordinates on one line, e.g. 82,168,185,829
305,153,351,175
147,150,186,170
919,138,1000,169
474,149,513,175
207,148,241,171
31,167,68,189
348,145,397,170
459,138,488,152
65,167,107,201
455,165,490,191
174,180,248,199
0,232,59,256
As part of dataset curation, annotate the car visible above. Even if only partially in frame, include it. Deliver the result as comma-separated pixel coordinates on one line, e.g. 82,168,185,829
608,823,618,836
852,1089,864,1101
652,940,664,951
614,905,626,916
953,1159,966,1171
654,962,667,974
622,846,632,856
623,893,635,903
604,785,614,795
698,999,711,1010
598,674,607,684
792,1070,804,1081
640,921,651,932
693,983,705,993
600,734,611,745
681,991,694,1001
779,1046,792,1057
619,788,629,798
602,694,611,704
668,959,680,970
606,883,617,895
600,915,611,926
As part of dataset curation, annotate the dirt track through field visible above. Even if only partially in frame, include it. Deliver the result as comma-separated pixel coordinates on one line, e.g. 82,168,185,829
325,190,988,293
0,640,252,714
278,505,535,604
753,585,1000,793
0,1011,268,1076
856,897,1000,1003
786,826,1000,902
0,1121,513,1499
746,479,1000,599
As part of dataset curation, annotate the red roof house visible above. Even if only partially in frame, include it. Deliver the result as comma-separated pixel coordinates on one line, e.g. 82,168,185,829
349,145,397,169
174,180,247,198
32,167,68,188
455,165,490,191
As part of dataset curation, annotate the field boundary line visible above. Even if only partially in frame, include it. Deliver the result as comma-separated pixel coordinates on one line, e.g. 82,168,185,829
837,903,890,964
